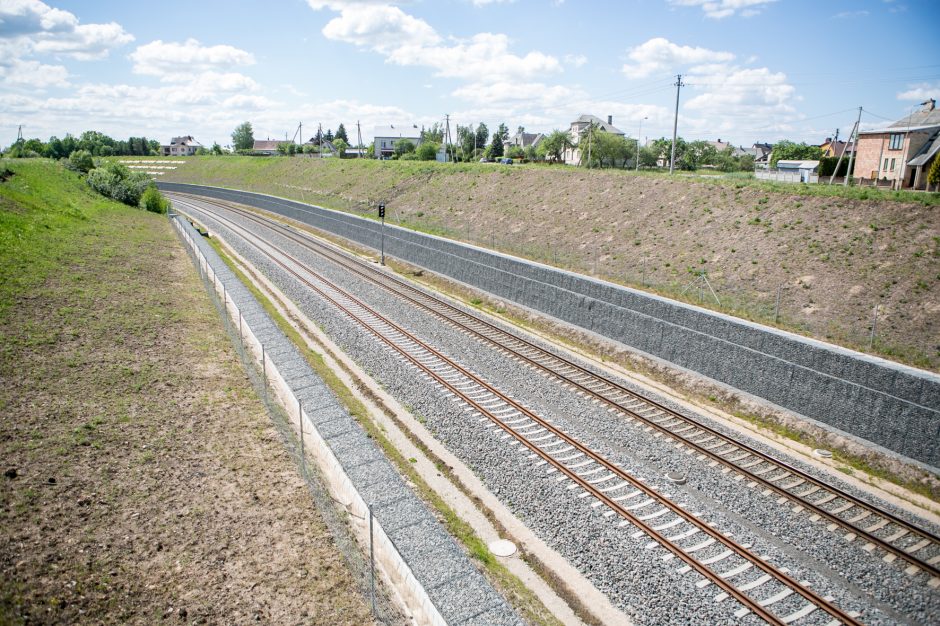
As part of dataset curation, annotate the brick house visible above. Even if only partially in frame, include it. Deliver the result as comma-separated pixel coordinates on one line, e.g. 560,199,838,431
854,99,940,189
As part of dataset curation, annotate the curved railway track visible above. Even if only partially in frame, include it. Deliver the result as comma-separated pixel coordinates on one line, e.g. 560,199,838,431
170,192,940,591
171,194,872,625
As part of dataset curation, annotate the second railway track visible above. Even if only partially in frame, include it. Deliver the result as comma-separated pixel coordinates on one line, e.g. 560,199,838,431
169,192,940,591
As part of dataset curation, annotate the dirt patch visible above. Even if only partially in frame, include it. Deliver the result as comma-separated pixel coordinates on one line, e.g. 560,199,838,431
161,158,940,369
0,207,376,624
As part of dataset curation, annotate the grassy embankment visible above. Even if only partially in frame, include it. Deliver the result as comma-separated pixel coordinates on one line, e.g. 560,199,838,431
0,159,375,624
156,156,940,371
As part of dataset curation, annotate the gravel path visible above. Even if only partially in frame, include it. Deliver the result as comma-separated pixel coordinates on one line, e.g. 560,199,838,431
184,199,939,626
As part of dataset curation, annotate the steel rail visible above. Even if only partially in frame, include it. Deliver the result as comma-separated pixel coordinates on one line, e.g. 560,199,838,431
170,191,940,584
172,197,864,625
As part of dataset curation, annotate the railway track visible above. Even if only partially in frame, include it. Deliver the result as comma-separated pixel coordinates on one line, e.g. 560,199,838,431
170,192,940,591
171,194,871,625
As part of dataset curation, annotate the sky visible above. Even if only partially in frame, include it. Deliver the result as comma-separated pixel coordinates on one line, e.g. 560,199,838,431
1,0,938,149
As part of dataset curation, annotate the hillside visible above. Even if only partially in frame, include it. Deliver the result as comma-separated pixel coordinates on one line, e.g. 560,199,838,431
156,156,940,370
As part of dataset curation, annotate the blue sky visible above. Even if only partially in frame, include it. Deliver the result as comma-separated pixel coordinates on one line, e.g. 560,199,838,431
1,0,938,149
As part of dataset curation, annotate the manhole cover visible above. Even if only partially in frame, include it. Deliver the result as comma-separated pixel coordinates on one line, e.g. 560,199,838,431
813,449,833,458
489,539,517,558
665,471,687,484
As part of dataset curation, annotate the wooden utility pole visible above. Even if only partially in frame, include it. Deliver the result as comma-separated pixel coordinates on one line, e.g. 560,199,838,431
356,120,363,158
844,107,862,186
670,74,684,174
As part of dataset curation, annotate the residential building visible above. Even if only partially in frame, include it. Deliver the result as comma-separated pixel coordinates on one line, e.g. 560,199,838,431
252,139,283,155
819,137,855,158
707,138,748,157
161,135,202,156
503,131,544,154
563,114,624,164
373,125,422,159
744,142,773,168
855,98,940,188
755,159,819,183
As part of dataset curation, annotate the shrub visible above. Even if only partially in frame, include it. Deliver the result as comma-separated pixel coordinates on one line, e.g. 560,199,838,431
416,141,439,161
86,162,151,206
140,185,169,214
67,149,94,173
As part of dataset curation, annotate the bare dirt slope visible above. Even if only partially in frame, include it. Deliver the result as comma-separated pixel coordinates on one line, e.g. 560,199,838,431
160,157,940,370
0,168,376,624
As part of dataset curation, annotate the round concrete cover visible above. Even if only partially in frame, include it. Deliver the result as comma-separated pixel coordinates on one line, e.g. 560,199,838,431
489,539,517,558
813,449,833,458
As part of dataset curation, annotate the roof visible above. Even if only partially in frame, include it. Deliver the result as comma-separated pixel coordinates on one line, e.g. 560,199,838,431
252,140,283,151
373,125,421,140
908,129,940,167
821,140,855,155
571,114,624,135
168,135,201,146
777,159,820,170
506,132,543,148
859,102,940,135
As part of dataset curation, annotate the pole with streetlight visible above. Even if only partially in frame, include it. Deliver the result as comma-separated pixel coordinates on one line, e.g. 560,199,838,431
636,116,647,172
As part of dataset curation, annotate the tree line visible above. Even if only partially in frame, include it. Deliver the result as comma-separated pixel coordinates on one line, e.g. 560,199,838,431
3,130,161,159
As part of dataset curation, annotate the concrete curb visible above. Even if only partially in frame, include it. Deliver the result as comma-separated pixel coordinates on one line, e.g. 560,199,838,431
170,214,521,626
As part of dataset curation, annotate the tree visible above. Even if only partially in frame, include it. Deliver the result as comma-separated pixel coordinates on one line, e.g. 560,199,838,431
928,156,940,190
86,162,151,206
539,129,573,163
770,140,822,168
393,139,415,158
231,122,254,150
487,123,509,159
638,145,659,168
211,142,223,155
332,138,348,157
335,123,348,143
474,123,488,156
324,128,334,142
417,141,439,161
421,123,444,144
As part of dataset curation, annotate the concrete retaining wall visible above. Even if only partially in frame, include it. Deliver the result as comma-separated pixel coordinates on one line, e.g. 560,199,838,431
171,213,520,626
160,183,940,470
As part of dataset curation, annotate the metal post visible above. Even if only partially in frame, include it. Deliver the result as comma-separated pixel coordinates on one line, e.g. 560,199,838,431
261,344,266,397
774,285,782,323
380,214,386,266
368,503,376,617
869,305,878,349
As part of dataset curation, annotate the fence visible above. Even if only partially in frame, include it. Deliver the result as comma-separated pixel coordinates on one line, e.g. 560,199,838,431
754,169,819,183
171,213,449,626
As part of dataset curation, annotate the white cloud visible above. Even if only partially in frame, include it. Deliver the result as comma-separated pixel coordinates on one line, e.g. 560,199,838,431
316,3,560,83
622,37,734,79
897,83,939,102
669,0,777,19
564,53,587,68
0,0,133,60
832,10,869,18
0,57,68,87
130,38,255,79
470,0,515,5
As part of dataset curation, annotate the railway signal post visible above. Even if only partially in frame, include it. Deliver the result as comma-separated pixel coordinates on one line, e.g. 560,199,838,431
378,201,386,266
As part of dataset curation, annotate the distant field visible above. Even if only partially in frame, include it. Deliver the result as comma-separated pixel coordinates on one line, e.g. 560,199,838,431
154,155,940,370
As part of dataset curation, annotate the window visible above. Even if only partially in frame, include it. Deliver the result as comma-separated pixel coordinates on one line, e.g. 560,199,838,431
890,158,896,171
883,158,889,171
889,133,903,150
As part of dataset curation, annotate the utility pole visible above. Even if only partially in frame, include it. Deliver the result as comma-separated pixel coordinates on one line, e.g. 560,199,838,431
356,120,363,158
318,123,323,159
670,74,684,174
829,107,860,185
17,125,24,143
444,114,453,162
299,122,302,145
844,106,862,186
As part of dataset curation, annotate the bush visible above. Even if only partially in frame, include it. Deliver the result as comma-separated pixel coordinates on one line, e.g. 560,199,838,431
86,162,151,206
140,185,169,214
67,149,94,173
416,141,439,161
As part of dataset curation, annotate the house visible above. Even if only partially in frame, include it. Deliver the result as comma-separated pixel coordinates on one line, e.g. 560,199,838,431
744,142,773,168
503,131,544,154
161,135,202,156
819,137,855,158
854,98,940,188
252,139,283,155
707,138,748,157
563,114,624,164
373,125,422,159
